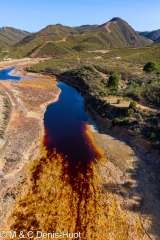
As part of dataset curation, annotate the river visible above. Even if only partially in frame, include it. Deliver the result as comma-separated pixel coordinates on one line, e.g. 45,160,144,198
0,68,103,239
0,67,21,81
43,82,101,190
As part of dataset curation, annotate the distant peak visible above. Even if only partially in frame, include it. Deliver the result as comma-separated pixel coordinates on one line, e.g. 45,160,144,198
110,17,121,22
55,23,63,26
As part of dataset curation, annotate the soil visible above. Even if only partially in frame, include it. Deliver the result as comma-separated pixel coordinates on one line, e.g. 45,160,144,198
0,59,60,227
105,22,112,33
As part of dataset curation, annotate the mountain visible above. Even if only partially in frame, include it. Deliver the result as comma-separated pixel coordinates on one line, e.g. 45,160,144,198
139,29,160,42
8,18,151,59
155,37,160,43
71,17,151,50
0,27,29,49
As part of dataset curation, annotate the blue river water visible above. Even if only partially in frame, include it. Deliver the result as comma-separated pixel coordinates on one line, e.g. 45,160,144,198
44,82,96,163
0,67,21,81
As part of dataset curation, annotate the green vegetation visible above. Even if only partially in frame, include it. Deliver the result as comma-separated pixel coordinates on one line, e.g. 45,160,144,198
31,42,72,58
129,101,137,109
0,51,8,60
0,27,29,49
143,61,159,80
27,47,160,148
108,74,120,90
27,55,79,73
6,17,151,59
127,108,134,116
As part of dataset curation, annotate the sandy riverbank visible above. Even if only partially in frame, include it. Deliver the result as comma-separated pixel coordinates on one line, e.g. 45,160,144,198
0,60,60,227
56,74,160,239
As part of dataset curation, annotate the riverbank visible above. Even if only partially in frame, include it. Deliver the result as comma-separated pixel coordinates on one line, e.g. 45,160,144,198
0,88,11,148
55,75,160,239
58,74,160,161
0,61,60,227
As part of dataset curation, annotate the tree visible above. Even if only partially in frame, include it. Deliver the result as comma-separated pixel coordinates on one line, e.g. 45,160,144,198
107,74,120,90
129,101,137,109
143,61,159,80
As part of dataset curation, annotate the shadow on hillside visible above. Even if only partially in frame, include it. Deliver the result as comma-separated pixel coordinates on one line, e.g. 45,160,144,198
102,151,160,239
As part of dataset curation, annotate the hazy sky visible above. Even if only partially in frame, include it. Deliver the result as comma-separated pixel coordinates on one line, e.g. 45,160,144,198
1,0,160,32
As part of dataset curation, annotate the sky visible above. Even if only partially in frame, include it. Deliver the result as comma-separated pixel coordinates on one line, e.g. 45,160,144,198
1,0,160,32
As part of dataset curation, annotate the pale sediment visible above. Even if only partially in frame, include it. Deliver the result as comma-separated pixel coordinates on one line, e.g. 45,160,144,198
0,88,11,148
0,64,60,227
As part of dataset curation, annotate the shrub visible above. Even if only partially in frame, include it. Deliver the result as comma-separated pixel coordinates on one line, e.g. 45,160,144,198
127,108,134,116
99,89,107,97
135,113,142,122
117,99,121,104
107,74,120,90
112,118,123,126
129,101,137,109
143,61,158,74
112,118,130,126
150,132,156,139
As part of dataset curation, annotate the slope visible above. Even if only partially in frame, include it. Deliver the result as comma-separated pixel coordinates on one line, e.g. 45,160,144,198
139,29,160,42
0,27,29,49
9,24,78,58
8,18,151,59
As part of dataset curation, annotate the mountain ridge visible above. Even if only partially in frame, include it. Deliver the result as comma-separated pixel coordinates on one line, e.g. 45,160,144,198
0,27,29,49
6,17,152,58
139,29,160,42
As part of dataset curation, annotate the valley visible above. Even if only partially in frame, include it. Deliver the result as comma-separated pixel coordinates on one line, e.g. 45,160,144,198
0,59,159,239
0,16,160,239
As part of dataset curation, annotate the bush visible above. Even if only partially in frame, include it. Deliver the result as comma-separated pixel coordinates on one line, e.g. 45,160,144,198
117,99,121,104
112,118,130,126
112,118,122,126
143,61,158,74
127,108,134,116
150,132,156,139
108,74,120,90
129,101,137,109
135,113,142,122
99,89,107,97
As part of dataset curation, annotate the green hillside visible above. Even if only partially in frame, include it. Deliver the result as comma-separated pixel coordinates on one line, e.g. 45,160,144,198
8,24,78,58
8,18,151,59
30,42,72,58
0,27,29,49
27,43,160,147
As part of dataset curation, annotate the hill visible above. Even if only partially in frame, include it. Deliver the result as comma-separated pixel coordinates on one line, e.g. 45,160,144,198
139,29,160,42
155,37,160,43
73,17,151,48
0,27,29,49
8,18,151,59
27,41,160,149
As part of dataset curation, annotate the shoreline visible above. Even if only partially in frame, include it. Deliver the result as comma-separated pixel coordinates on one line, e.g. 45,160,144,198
57,75,160,164
0,63,61,227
